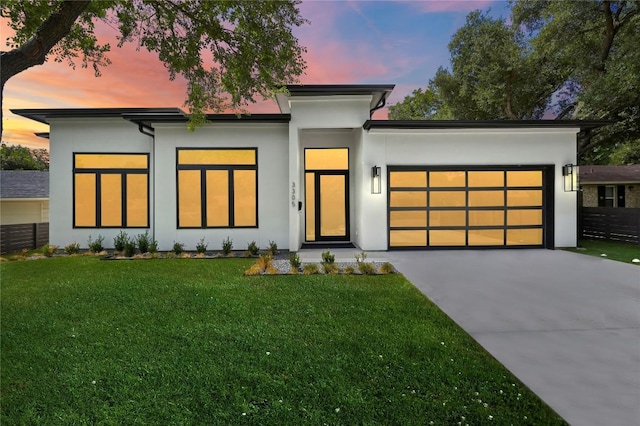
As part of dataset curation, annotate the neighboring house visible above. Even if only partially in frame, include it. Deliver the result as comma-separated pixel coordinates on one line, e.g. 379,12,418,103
12,84,607,251
0,170,49,225
579,165,640,208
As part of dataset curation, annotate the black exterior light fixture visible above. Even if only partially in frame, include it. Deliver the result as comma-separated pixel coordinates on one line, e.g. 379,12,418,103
562,163,578,192
371,165,381,194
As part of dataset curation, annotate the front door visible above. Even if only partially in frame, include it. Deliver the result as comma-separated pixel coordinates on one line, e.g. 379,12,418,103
304,148,349,242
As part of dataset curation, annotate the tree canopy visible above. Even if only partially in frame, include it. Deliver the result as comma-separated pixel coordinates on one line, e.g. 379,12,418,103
0,0,307,135
389,1,640,164
0,143,49,170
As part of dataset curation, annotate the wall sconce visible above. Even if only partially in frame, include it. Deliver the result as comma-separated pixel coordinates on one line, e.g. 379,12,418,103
371,165,381,194
562,163,578,192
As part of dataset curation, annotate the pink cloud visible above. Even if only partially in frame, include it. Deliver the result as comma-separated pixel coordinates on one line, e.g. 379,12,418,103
396,0,496,13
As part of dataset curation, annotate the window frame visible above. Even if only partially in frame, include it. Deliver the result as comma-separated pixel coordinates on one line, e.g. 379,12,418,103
72,152,150,229
176,147,258,229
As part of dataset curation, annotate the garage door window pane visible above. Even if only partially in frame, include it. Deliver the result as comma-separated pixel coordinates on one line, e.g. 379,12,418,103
507,209,542,226
507,228,542,245
390,210,426,227
468,191,504,207
389,171,427,188
507,190,542,206
390,230,426,246
429,171,465,187
429,210,466,227
468,229,504,245
469,210,504,226
468,171,504,187
390,191,427,207
429,191,466,207
507,171,542,187
429,229,466,246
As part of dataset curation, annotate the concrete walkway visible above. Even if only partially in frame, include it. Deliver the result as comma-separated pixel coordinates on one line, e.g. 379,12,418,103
299,248,640,426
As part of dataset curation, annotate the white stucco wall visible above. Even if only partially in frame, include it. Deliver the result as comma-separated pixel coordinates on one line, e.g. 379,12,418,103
153,122,289,251
357,128,579,250
48,118,152,248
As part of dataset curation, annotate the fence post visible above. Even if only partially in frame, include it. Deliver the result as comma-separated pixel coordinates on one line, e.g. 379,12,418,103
33,223,39,250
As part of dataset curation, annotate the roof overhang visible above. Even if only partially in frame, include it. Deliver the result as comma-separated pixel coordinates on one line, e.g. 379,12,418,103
276,84,395,113
363,120,612,132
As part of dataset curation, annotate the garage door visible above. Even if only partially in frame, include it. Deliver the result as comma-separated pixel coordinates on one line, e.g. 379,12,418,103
388,166,553,249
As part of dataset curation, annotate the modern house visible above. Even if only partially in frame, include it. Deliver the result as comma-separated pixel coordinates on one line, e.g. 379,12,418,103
12,84,607,251
0,170,49,225
579,165,640,208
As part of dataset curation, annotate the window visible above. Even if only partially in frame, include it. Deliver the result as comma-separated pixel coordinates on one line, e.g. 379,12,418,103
598,185,625,207
176,148,257,228
73,153,149,228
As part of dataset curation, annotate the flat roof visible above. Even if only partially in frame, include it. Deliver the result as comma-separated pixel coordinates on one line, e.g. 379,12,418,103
363,119,612,132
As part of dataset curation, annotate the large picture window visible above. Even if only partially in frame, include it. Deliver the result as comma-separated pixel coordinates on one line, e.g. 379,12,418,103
176,148,257,228
73,153,149,228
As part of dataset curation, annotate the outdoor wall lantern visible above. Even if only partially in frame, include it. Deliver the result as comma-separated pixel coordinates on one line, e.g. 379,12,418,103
371,165,382,194
562,163,578,192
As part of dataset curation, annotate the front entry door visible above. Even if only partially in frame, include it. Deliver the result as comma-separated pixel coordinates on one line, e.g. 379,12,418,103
305,149,349,242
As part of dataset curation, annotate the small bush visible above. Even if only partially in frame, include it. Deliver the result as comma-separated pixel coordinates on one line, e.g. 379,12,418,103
222,237,233,255
148,239,158,253
323,262,339,274
358,262,377,275
113,231,128,252
64,242,80,255
244,264,263,276
321,250,335,264
196,238,208,254
172,241,184,255
288,267,299,275
378,262,396,274
355,251,367,264
289,252,301,270
247,241,260,256
42,244,57,257
136,231,151,254
87,235,104,253
256,254,273,271
344,266,355,275
124,240,137,257
303,263,320,275
267,240,278,255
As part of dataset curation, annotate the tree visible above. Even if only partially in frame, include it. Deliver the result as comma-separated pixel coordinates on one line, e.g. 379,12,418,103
0,0,307,136
392,1,639,163
388,85,452,120
0,143,49,170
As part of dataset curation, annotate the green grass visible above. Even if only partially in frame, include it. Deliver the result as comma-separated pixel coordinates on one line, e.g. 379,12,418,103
1,258,565,425
565,239,640,265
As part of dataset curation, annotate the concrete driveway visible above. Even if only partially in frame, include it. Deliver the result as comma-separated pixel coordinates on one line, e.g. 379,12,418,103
383,249,640,426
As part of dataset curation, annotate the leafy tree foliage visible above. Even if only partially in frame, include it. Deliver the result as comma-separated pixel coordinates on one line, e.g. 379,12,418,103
391,1,639,164
0,143,49,170
0,0,307,135
388,85,452,120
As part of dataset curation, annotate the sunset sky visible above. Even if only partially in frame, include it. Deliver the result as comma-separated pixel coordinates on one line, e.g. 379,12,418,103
2,0,509,150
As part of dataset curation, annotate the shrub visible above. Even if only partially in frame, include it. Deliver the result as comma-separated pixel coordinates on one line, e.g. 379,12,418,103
124,240,137,257
303,263,320,275
267,240,278,255
64,242,80,255
222,237,233,255
358,262,377,275
136,231,151,254
323,262,339,274
256,254,273,271
247,241,260,256
42,244,57,257
148,239,158,253
378,262,396,274
355,251,367,264
244,264,263,276
289,252,301,270
288,267,299,275
113,230,128,252
196,238,208,254
321,250,335,264
87,234,104,253
344,266,355,275
172,241,184,255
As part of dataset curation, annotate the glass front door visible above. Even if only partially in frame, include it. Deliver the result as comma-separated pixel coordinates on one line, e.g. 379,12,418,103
305,149,349,242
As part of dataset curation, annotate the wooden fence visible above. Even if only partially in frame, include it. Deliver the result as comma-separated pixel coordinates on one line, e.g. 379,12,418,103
0,222,49,254
580,207,640,245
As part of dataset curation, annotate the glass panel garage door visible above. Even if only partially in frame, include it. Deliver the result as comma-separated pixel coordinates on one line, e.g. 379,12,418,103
388,167,549,249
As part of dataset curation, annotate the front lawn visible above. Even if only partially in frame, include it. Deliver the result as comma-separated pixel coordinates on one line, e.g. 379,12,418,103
1,257,565,424
565,239,640,265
